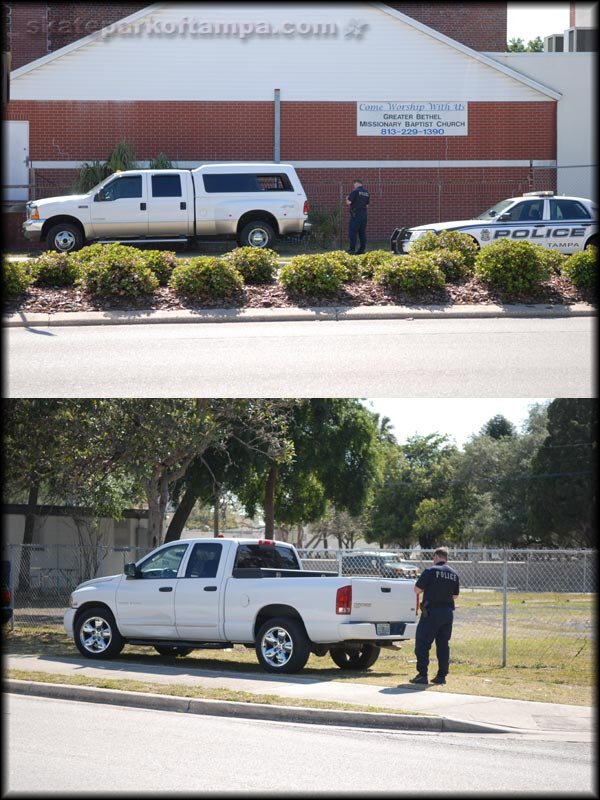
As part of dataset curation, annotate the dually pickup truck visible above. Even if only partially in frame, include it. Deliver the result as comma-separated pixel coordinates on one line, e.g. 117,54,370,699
64,538,418,674
24,163,310,253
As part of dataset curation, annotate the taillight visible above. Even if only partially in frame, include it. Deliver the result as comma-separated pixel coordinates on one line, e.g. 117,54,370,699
303,200,309,215
257,539,275,546
1,589,11,604
336,585,352,615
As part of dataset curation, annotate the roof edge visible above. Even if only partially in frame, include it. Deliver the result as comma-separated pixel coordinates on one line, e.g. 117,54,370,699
369,2,562,100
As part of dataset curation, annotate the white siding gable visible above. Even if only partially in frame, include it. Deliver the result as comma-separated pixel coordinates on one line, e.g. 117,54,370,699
11,2,559,102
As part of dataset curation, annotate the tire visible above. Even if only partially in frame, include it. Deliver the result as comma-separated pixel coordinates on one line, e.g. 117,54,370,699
238,220,275,249
330,644,381,670
255,616,311,674
154,646,194,657
584,235,598,250
46,222,85,253
74,606,124,659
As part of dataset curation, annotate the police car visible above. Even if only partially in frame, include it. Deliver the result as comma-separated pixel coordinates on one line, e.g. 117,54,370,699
391,192,598,255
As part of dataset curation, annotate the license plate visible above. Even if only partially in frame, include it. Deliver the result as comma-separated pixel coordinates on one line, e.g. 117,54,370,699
376,623,390,636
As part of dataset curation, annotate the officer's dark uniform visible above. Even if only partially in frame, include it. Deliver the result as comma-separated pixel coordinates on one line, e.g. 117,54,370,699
347,184,370,254
413,559,460,681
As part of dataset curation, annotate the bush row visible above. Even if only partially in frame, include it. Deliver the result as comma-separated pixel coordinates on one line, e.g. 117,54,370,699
3,237,597,298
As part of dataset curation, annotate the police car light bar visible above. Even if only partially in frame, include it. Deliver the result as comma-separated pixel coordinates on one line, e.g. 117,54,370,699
522,191,554,197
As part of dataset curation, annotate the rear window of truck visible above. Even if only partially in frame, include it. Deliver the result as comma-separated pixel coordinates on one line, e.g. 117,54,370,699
203,173,293,193
234,544,300,570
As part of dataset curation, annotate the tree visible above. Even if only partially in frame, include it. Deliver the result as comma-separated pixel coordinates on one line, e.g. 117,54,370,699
365,433,459,548
481,414,516,440
507,36,543,52
528,399,597,547
237,399,383,538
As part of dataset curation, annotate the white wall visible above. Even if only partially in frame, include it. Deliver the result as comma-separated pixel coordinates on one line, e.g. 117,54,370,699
12,2,555,102
573,2,597,27
487,52,596,199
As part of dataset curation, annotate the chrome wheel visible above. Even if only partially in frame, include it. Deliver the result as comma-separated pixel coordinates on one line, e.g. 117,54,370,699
54,229,77,252
248,227,269,248
260,625,294,668
80,615,112,654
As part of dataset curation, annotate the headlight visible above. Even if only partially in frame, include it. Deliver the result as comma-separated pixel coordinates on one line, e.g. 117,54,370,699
29,206,40,220
68,594,77,608
409,230,429,242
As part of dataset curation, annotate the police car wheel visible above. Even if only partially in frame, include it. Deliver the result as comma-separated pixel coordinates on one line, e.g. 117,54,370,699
584,236,598,250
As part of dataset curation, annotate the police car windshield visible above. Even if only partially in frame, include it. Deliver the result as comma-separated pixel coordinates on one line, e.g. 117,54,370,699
477,200,515,220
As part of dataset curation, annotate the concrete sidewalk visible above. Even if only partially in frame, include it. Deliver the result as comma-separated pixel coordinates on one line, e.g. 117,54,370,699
3,302,596,328
5,654,593,739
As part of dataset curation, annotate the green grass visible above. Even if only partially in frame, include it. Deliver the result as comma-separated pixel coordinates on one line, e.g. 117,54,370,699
6,668,423,716
4,591,594,706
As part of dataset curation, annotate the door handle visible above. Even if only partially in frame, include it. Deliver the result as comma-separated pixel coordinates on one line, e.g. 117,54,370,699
533,224,545,227
380,587,391,593
158,586,173,592
140,202,146,210
180,201,186,210
204,586,217,592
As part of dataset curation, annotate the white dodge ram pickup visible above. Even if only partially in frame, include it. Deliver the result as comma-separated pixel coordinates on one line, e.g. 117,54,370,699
64,538,418,673
24,163,310,253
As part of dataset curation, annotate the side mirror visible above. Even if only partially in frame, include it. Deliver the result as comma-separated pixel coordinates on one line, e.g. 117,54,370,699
94,190,104,202
124,563,140,578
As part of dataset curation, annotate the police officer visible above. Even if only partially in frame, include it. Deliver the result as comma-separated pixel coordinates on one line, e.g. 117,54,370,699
409,546,459,685
346,179,370,255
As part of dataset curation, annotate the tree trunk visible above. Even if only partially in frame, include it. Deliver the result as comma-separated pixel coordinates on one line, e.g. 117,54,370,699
263,465,278,539
213,492,220,537
18,482,39,592
164,486,199,543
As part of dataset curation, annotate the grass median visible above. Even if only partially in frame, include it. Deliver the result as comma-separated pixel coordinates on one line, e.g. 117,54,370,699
4,591,594,706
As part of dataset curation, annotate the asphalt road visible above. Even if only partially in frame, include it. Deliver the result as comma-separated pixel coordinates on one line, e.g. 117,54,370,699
5,694,594,794
5,316,595,397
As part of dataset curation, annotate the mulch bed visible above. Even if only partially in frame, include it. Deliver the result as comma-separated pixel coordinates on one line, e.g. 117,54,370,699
3,276,594,315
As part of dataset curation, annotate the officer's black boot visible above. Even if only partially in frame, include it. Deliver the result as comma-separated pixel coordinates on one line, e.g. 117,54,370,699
409,674,429,685
431,674,446,685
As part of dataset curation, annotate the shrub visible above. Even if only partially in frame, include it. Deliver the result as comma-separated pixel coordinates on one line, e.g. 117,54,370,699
140,249,178,286
169,256,243,297
475,239,550,294
561,247,597,291
374,252,446,292
537,247,568,276
356,249,397,279
225,247,279,284
76,243,159,296
306,206,342,249
420,247,470,282
67,243,113,268
412,230,479,269
327,250,362,281
3,257,34,296
279,254,347,294
31,250,81,287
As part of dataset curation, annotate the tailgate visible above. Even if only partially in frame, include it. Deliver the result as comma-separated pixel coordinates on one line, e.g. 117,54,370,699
349,577,416,623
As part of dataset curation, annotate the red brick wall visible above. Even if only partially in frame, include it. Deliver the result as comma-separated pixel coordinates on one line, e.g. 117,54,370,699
570,3,576,28
8,2,48,69
4,99,556,162
384,3,507,51
46,3,148,52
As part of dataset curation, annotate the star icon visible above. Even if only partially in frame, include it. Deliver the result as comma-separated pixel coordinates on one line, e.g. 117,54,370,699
344,19,369,39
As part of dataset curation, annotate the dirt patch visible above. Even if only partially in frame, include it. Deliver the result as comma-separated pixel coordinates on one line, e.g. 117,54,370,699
3,276,594,316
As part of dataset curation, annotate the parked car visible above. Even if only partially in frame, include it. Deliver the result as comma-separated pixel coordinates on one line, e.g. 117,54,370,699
1,560,13,625
341,551,420,579
391,192,598,254
24,163,311,252
64,538,418,674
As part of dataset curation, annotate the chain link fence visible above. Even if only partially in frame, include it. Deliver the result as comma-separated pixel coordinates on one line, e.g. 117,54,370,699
4,544,595,673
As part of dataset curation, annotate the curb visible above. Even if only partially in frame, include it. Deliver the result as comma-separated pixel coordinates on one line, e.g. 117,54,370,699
4,679,511,734
2,303,596,328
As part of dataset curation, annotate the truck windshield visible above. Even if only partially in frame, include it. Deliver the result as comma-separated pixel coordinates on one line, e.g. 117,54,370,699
477,200,515,220
235,544,300,570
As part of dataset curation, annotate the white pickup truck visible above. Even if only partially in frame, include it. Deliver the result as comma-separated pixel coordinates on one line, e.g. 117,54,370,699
63,538,418,674
24,163,310,253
